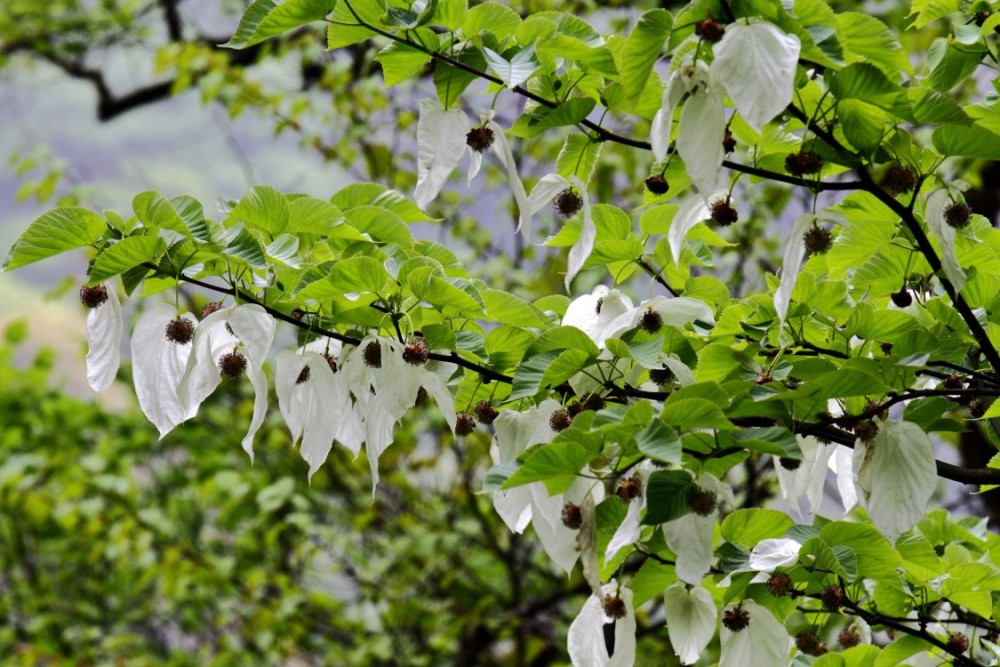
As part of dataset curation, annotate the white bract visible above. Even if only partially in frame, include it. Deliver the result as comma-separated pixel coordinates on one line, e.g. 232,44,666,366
275,342,364,480
85,282,123,392
663,582,717,665
711,22,801,132
340,335,457,494
663,473,733,584
720,600,792,667
131,303,197,436
525,174,593,289
651,60,724,198
775,436,857,520
176,303,275,461
925,188,967,293
853,419,937,543
414,99,470,209
605,461,655,562
748,538,801,571
667,195,712,265
567,581,636,667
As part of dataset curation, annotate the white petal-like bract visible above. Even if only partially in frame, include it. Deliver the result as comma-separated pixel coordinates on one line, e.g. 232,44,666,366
774,213,817,330
132,304,197,437
720,600,791,667
925,188,967,293
668,196,711,266
568,582,636,667
712,22,801,132
748,538,801,571
664,582,717,665
853,419,937,543
676,84,726,199
86,282,123,392
565,175,595,290
663,511,715,585
414,98,470,209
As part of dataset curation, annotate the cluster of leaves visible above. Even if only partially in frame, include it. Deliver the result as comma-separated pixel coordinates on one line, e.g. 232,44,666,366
7,0,1000,664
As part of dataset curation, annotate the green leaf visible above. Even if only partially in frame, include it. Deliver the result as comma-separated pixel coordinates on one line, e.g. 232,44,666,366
643,470,696,525
527,326,600,358
223,223,267,268
908,0,961,28
285,196,348,236
376,30,436,86
838,99,891,153
634,420,681,464
509,99,597,139
407,267,481,314
331,182,432,222
836,12,910,76
537,35,617,78
629,557,677,607
483,44,539,89
932,124,1000,160
326,0,381,50
481,289,551,328
827,63,900,109
661,398,732,430
229,185,289,236
461,2,520,41
502,438,600,494
621,9,672,107
555,134,602,182
427,0,465,31
540,349,591,388
820,521,902,583
225,0,336,49
896,87,969,125
89,237,167,283
720,509,795,548
2,207,107,271
343,205,413,246
265,234,301,268
509,350,562,400
133,191,192,236
432,47,488,108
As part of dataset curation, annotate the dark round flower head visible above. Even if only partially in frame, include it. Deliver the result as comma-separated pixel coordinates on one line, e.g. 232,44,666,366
946,632,970,654
582,392,605,412
165,317,195,345
723,130,736,154
549,409,573,432
890,288,913,308
402,338,430,366
722,605,750,632
296,364,311,385
602,594,627,620
944,201,971,229
695,17,725,42
645,174,669,195
710,196,739,227
969,397,987,419
561,502,583,529
941,374,965,390
649,365,675,388
780,457,802,471
690,489,718,516
853,420,879,442
455,412,476,436
880,342,893,356
218,351,248,381
595,296,604,315
289,308,305,321
363,341,382,368
785,150,824,177
883,163,917,195
838,627,861,649
766,572,792,597
474,401,499,425
821,585,844,612
201,302,223,319
796,631,827,657
974,11,991,27
615,476,643,502
79,284,109,309
804,226,833,255
553,188,584,218
466,125,495,152
639,308,663,333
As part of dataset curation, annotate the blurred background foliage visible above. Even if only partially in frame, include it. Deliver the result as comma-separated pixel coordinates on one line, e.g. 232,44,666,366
2,0,999,664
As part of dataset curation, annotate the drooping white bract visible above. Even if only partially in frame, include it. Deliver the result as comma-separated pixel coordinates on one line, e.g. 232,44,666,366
663,473,733,585
711,22,801,133
663,582,717,665
720,600,792,667
85,281,123,392
340,335,457,494
176,303,275,461
605,460,655,562
132,303,198,437
775,436,857,520
414,98,470,209
491,399,603,573
650,60,725,198
567,581,636,667
853,419,937,543
523,174,594,289
667,195,712,266
275,342,364,481
748,538,801,572
774,213,817,330
925,188,967,293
